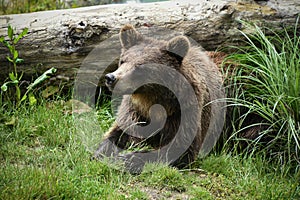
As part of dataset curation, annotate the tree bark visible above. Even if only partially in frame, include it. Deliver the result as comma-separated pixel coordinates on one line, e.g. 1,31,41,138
0,0,299,87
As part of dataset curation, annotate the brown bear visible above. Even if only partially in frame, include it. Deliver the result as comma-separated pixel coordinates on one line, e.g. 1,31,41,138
93,24,225,173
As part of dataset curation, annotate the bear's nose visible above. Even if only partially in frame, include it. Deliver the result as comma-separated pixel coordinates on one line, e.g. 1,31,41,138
105,73,116,85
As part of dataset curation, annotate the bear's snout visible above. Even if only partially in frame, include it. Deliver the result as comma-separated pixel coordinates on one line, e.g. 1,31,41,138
105,73,116,86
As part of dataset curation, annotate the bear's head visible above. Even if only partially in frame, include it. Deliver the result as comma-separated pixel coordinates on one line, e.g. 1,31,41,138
105,25,191,92
105,25,193,116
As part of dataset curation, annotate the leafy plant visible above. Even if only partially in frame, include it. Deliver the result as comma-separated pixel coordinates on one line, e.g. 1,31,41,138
0,25,28,102
223,20,300,172
0,25,56,107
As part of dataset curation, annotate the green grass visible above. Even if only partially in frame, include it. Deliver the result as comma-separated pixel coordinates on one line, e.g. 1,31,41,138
0,0,65,15
223,20,300,173
1,18,300,200
0,100,299,199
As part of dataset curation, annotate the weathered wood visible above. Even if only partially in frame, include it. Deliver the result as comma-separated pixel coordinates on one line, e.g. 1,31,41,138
0,0,299,87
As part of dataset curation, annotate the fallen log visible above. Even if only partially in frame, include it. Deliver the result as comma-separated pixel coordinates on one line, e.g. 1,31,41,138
0,0,299,90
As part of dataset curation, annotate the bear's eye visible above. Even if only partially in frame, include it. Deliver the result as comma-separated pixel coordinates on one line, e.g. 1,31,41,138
119,60,125,65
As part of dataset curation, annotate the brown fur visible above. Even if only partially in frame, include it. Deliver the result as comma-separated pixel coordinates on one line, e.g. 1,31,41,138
94,25,223,173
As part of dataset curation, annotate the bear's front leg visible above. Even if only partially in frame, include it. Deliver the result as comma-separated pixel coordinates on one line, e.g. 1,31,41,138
118,151,159,174
93,124,132,159
119,145,197,174
93,137,121,159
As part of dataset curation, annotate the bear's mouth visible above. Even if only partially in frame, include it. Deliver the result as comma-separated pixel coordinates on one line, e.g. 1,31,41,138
105,81,116,92
106,81,136,95
107,82,155,96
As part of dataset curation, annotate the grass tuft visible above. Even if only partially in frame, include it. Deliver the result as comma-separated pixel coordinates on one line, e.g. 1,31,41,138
223,19,300,173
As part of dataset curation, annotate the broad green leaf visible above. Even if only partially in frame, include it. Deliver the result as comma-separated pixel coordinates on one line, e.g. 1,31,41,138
16,58,24,64
27,67,57,90
1,83,8,91
7,25,13,40
12,80,18,84
20,93,27,102
21,27,28,36
13,27,28,44
4,41,11,49
13,50,18,60
28,92,37,105
1,39,9,48
9,72,17,81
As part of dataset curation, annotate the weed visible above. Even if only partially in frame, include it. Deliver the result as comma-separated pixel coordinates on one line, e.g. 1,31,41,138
0,25,56,107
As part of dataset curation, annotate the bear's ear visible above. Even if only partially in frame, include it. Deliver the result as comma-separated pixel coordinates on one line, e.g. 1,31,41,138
120,24,143,49
166,36,190,62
